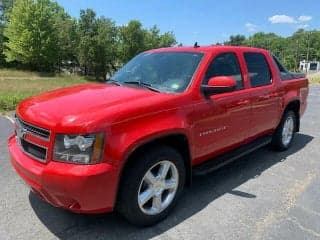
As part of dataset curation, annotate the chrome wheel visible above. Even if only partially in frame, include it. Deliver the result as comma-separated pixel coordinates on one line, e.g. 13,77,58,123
282,116,294,146
138,160,179,215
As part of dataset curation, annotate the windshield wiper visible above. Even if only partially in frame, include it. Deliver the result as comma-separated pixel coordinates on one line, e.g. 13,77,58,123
123,80,160,92
106,79,122,86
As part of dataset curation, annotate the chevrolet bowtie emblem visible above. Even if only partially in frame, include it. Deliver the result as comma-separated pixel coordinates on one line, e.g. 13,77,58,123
16,127,27,139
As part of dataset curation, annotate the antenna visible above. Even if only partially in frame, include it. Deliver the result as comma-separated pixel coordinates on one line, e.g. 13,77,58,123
194,42,199,48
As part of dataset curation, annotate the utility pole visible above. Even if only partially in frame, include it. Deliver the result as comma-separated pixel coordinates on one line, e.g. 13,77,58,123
306,31,311,74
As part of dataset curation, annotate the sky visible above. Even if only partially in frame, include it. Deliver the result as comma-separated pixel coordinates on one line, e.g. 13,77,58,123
56,0,319,46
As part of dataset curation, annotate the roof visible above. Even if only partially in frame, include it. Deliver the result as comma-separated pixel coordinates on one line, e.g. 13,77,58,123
147,45,268,54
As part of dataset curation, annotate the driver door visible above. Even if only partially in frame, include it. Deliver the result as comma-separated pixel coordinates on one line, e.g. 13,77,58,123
192,52,251,165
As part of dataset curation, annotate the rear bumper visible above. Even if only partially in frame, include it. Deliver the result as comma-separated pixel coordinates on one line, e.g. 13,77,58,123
8,135,119,213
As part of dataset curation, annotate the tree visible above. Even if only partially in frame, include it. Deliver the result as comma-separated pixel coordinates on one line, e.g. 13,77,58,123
145,25,176,49
3,2,177,75
145,25,160,49
77,9,97,75
222,31,320,71
77,9,118,79
225,34,246,46
0,0,15,23
159,31,176,47
119,21,176,63
309,31,320,61
93,17,118,79
0,0,15,65
4,0,63,71
119,20,146,63
54,10,78,70
0,21,5,65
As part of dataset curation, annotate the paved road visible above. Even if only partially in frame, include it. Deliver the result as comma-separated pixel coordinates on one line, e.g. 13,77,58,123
0,86,320,240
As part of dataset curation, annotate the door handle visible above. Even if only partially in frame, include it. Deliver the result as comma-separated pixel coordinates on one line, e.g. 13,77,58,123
258,95,270,100
269,92,279,97
236,99,250,105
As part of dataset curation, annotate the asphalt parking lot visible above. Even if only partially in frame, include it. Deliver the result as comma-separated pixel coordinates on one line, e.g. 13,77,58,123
0,86,319,240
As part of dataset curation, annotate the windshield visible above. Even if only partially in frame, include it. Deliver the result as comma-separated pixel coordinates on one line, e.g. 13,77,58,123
111,52,203,93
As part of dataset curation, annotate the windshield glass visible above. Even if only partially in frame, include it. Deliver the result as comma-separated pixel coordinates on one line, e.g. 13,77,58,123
111,52,203,93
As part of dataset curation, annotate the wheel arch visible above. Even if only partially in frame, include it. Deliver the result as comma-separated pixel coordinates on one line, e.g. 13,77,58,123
282,99,300,132
115,132,192,209
122,132,191,183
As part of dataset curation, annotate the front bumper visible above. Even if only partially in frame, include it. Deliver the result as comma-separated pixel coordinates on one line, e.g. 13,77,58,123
8,135,119,213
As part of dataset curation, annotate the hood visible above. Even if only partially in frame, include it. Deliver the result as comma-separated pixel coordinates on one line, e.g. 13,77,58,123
17,83,176,132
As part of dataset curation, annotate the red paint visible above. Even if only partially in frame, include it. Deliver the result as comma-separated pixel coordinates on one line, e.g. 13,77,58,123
8,46,308,213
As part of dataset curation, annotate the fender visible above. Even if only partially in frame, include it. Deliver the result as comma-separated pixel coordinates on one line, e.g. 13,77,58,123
106,109,192,206
120,127,191,170
280,89,300,115
275,90,300,131
104,107,193,170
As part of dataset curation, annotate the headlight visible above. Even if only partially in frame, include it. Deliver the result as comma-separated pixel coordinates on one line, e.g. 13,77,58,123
53,133,105,164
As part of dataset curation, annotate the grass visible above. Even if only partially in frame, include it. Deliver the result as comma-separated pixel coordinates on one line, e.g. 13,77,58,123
0,68,97,112
308,76,320,84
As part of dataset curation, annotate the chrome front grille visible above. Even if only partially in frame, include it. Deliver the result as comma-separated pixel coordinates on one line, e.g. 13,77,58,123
15,116,50,162
15,116,50,140
20,138,47,161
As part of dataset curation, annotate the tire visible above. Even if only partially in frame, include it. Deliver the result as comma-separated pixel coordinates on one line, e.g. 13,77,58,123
272,110,296,151
117,146,186,226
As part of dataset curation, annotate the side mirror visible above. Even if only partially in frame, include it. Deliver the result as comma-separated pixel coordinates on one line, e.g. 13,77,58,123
201,76,237,96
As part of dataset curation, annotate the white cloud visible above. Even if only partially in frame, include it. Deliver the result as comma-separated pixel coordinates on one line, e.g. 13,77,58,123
268,14,313,26
298,15,312,22
245,23,258,32
268,15,296,24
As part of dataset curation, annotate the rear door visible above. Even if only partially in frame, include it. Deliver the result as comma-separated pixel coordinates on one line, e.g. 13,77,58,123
243,52,281,139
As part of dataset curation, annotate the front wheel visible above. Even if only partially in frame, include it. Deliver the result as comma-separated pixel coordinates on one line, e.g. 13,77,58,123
272,110,296,151
117,146,185,226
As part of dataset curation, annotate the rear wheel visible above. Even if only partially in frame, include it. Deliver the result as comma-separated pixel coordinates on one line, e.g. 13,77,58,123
272,110,296,151
117,146,185,226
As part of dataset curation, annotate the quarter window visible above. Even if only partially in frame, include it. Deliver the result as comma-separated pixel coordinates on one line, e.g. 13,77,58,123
204,53,244,90
272,55,287,73
244,52,272,87
272,54,293,81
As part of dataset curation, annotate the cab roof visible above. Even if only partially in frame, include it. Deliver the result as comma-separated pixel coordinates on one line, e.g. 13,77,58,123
147,45,269,54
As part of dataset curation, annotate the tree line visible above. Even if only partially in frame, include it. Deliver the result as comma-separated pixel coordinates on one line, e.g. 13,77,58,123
223,30,320,71
0,0,176,79
1,0,320,78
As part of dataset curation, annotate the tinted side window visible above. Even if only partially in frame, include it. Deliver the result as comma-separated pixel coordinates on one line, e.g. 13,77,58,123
271,55,294,81
204,53,243,90
244,52,272,87
272,55,287,73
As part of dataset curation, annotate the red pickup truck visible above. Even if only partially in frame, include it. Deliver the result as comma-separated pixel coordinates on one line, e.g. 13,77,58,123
8,46,308,226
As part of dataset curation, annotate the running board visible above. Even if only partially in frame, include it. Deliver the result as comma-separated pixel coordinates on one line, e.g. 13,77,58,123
193,135,272,176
